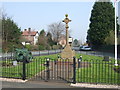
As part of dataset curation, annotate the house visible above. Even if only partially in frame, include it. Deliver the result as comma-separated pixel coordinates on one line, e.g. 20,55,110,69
58,35,75,48
21,28,39,45
58,35,66,48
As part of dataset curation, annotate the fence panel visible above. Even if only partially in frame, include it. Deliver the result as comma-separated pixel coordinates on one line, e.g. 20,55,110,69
1,56,23,79
76,59,120,85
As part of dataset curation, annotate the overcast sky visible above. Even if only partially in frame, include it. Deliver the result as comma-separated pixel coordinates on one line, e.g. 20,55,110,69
2,0,116,43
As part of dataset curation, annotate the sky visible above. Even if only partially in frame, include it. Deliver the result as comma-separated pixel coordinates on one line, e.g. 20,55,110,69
118,1,120,24
2,0,116,43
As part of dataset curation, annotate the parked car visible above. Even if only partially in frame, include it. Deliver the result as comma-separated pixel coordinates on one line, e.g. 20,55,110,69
79,46,92,51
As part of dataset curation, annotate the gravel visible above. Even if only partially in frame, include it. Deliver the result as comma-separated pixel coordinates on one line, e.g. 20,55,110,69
70,83,119,89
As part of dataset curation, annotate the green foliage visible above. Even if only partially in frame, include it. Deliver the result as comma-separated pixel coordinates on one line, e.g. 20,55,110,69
25,44,31,51
118,37,120,45
2,16,22,52
76,53,120,84
38,30,55,50
94,45,115,53
87,1,115,47
73,39,79,46
31,45,39,51
1,53,119,84
46,32,55,46
104,30,115,45
2,42,23,52
52,45,62,50
39,29,45,35
38,45,45,50
2,17,21,43
38,29,48,49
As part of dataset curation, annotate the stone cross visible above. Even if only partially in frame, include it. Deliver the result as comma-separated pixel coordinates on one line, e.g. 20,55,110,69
61,14,75,60
62,14,71,45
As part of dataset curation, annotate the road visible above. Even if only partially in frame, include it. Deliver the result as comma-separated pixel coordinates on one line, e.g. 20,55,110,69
0,49,61,57
0,49,119,60
76,51,115,58
0,50,62,60
73,47,120,59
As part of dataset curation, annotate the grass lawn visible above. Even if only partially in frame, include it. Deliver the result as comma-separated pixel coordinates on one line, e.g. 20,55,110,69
1,53,120,85
0,54,58,79
76,53,120,85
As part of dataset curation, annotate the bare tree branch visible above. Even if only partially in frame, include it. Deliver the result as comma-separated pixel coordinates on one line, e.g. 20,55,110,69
48,22,65,43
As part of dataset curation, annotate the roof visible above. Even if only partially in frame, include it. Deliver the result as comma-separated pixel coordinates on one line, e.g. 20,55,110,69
22,30,38,36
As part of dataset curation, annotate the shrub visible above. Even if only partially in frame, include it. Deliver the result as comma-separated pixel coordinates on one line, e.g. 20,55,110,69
25,44,32,51
38,45,45,50
52,45,62,50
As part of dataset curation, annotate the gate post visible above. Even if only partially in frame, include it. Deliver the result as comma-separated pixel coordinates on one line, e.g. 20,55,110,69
45,58,50,82
73,57,76,84
22,56,26,80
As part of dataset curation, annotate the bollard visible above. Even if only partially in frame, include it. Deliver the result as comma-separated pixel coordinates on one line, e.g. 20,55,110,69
78,56,82,68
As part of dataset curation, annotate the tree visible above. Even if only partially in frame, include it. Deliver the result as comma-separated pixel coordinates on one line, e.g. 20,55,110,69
40,29,46,35
2,14,22,52
48,22,65,44
46,32,55,46
87,0,115,47
118,36,120,45
104,30,115,45
38,29,46,46
73,39,79,47
38,29,48,50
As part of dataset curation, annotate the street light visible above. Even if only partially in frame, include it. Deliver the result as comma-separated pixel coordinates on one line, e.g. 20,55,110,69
114,0,118,66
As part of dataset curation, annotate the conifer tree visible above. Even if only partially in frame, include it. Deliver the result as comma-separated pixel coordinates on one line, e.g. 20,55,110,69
87,0,115,47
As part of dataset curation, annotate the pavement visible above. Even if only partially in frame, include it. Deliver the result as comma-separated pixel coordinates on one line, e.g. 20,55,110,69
2,81,71,88
0,78,119,90
2,81,119,90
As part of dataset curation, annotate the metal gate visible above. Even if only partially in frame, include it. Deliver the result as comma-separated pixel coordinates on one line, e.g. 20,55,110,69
27,57,76,83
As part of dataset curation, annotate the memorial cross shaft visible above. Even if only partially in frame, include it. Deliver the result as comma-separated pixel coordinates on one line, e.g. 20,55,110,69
62,14,71,45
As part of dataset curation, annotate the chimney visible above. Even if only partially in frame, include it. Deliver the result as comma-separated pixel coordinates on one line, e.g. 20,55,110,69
28,28,31,32
24,29,27,31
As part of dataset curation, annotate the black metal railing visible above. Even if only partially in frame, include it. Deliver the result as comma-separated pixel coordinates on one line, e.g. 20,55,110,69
1,56,23,79
1,50,120,85
0,50,62,79
76,58,120,85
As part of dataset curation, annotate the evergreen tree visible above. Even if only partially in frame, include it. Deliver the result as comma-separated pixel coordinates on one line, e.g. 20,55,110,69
2,16,22,52
38,29,48,50
46,32,55,46
73,39,79,46
39,29,46,35
87,0,115,47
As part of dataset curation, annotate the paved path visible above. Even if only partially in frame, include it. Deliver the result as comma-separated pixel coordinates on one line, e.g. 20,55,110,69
2,81,71,88
2,81,118,90
29,61,74,83
1,78,118,89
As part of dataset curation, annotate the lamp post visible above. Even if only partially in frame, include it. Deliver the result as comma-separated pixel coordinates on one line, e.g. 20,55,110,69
114,0,118,66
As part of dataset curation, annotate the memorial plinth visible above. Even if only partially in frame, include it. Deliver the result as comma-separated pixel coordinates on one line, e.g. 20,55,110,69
61,44,75,59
